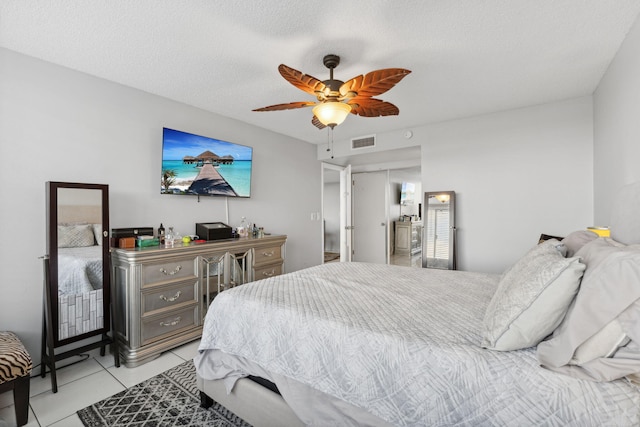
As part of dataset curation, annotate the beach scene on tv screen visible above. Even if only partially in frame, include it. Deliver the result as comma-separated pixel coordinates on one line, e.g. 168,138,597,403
161,128,252,197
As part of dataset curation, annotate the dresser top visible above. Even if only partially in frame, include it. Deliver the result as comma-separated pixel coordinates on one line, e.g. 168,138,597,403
111,234,286,262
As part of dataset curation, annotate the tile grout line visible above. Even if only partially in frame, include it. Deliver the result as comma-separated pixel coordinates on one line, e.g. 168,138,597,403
36,370,111,427
98,348,189,391
25,348,194,426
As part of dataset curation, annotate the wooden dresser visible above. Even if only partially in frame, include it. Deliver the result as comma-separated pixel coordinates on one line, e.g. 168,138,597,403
111,234,286,367
395,221,422,255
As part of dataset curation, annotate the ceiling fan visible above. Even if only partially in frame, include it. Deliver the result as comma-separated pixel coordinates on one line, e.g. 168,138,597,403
253,54,411,129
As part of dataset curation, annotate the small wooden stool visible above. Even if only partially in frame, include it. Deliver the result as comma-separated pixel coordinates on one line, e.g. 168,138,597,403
0,332,32,426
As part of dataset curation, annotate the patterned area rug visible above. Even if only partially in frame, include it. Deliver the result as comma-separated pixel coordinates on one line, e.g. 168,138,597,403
77,361,251,427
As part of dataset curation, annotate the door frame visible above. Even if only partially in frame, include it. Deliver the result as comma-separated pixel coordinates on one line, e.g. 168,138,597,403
321,163,352,263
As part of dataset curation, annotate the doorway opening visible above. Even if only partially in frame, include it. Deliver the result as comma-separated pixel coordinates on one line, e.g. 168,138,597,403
322,163,351,264
321,146,421,266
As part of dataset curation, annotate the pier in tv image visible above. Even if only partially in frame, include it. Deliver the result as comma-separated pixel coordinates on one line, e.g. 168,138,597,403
161,128,253,197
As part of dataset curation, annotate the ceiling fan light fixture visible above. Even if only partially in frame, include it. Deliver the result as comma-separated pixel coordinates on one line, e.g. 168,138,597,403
312,102,352,128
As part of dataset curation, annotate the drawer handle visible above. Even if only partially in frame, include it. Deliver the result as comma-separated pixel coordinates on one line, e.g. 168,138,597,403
159,265,182,276
159,316,181,327
159,291,181,302
262,269,275,277
261,251,274,257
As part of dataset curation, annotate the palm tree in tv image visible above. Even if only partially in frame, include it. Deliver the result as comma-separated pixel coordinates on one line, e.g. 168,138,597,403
161,169,177,193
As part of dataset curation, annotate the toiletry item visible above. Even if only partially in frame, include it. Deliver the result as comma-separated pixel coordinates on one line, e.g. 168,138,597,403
165,227,175,247
238,217,248,237
158,223,165,244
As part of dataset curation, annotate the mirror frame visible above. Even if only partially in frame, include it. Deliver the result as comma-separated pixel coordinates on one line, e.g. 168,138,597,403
422,191,457,270
46,181,110,347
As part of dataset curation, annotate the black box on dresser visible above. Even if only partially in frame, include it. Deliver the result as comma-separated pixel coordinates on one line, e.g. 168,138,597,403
196,222,233,241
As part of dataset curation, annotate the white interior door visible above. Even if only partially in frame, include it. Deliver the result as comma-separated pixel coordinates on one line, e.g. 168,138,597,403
352,171,388,263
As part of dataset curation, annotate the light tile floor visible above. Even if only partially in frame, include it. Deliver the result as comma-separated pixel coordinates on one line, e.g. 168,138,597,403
0,339,201,427
390,251,422,267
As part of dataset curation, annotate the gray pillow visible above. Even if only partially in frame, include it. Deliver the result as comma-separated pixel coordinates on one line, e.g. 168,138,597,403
575,237,625,272
482,240,585,351
537,244,640,381
561,230,598,257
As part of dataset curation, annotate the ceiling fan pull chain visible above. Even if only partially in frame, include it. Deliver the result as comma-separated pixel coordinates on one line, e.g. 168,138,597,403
326,128,330,152
330,128,335,159
325,127,335,158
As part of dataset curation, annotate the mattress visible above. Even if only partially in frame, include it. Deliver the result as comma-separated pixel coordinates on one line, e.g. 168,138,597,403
197,262,640,426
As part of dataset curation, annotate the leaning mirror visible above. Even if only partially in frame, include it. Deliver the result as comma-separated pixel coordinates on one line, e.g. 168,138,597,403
422,191,456,270
43,182,118,392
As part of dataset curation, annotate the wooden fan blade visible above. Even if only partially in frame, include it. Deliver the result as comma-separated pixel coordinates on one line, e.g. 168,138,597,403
279,64,327,96
348,98,399,117
340,68,411,98
253,101,316,112
311,115,327,130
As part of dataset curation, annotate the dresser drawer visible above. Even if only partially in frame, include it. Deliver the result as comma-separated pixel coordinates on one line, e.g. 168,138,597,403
142,257,196,285
253,246,282,266
141,279,198,316
141,305,198,345
253,263,282,280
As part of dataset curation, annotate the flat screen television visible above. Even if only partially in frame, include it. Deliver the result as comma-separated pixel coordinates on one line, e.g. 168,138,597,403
161,127,253,198
400,182,415,205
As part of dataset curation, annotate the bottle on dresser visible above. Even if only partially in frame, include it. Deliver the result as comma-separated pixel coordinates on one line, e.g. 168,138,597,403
158,223,165,245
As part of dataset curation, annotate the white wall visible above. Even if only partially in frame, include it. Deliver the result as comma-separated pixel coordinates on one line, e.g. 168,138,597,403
320,97,594,274
594,13,640,225
0,48,322,359
422,98,593,273
390,169,422,220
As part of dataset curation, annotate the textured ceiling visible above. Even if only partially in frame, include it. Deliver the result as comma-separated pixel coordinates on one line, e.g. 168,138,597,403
2,1,639,145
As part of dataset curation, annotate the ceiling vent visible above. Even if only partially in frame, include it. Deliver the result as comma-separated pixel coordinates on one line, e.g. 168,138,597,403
351,135,376,150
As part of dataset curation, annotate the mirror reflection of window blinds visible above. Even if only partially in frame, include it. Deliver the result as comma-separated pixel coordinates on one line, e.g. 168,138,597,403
426,207,450,259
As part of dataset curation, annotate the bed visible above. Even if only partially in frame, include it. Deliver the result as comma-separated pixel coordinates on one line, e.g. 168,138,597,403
195,182,640,426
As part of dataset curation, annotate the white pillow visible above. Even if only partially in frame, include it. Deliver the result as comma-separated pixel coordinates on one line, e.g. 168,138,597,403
569,319,630,365
58,224,96,248
92,223,103,246
482,240,586,351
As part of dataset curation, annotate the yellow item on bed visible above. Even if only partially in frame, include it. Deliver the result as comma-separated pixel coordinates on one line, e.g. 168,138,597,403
587,227,610,237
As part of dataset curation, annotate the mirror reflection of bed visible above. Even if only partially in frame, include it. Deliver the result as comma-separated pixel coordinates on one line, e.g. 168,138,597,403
56,191,105,340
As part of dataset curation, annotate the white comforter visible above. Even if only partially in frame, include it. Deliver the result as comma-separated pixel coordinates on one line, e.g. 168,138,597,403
197,262,640,426
58,246,103,295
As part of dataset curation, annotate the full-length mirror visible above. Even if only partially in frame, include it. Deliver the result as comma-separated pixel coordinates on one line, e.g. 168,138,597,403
46,182,111,345
422,191,456,270
44,182,117,391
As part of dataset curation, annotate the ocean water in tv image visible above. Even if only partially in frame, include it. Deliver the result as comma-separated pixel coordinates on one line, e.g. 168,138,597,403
161,159,252,197
161,128,253,197
217,161,252,196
